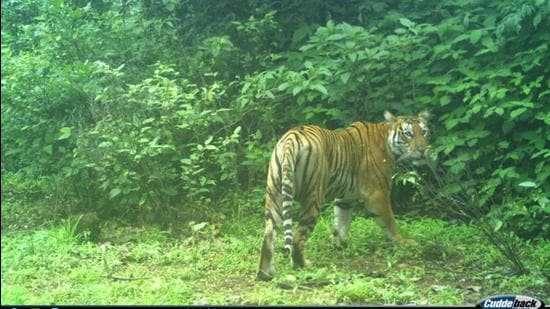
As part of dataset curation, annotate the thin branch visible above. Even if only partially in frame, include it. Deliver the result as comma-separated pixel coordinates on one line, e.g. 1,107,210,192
420,159,528,274
110,274,151,281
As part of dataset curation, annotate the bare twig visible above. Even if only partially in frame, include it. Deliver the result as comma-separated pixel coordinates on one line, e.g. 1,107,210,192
110,274,151,281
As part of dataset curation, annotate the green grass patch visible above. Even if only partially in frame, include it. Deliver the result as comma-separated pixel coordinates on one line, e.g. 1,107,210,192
2,211,548,305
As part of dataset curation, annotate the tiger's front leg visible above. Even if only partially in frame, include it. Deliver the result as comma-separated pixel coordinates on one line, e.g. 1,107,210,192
363,190,413,245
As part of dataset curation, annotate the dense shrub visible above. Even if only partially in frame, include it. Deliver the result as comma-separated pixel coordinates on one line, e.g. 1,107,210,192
234,3,550,239
65,64,241,216
2,0,548,238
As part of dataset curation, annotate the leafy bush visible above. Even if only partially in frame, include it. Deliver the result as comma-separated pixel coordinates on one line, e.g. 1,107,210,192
235,2,549,239
65,63,241,216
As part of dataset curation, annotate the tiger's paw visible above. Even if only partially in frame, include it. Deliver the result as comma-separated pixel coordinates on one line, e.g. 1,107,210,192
333,239,349,250
397,238,416,246
292,258,312,269
256,270,275,281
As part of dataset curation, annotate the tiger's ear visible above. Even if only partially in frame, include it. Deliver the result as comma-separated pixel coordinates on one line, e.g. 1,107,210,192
418,110,431,121
384,110,396,123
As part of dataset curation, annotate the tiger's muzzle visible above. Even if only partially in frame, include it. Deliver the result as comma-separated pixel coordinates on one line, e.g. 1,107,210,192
397,147,431,166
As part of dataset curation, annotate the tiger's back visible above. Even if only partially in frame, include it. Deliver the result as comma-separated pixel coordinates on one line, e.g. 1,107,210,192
266,121,392,211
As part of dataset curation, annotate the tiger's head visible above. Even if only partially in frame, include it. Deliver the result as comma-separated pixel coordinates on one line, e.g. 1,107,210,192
385,110,431,165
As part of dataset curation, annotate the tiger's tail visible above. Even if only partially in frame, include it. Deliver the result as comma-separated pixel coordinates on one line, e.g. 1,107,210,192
281,140,295,256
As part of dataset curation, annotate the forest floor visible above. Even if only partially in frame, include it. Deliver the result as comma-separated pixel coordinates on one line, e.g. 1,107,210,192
1,204,549,305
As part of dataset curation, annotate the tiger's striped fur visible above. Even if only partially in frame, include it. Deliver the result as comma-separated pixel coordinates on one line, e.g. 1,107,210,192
257,110,430,281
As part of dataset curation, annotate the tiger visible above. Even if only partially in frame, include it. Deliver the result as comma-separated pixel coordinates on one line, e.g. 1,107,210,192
257,110,431,281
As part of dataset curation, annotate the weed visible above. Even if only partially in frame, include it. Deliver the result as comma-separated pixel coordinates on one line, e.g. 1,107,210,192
54,215,84,244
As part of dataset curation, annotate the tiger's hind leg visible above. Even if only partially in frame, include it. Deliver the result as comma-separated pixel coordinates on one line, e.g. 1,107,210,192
332,199,353,249
257,217,277,281
292,199,321,268
257,194,281,281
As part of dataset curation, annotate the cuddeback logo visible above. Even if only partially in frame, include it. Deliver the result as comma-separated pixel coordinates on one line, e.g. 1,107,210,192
478,295,545,309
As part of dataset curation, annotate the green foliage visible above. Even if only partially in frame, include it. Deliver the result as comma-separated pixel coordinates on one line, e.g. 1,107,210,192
65,63,241,216
1,0,181,176
234,3,549,239
54,215,86,244
2,0,549,240
1,172,56,231
1,172,49,204
419,0,550,239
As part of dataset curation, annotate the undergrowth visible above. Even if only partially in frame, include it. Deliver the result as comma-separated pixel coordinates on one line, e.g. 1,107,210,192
1,204,548,305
